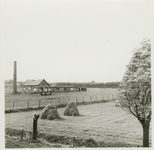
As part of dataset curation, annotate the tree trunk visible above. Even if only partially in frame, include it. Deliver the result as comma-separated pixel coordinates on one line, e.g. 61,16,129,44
141,121,150,147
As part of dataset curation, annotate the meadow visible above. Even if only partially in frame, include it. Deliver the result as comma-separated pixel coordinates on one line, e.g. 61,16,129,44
5,134,69,148
5,87,118,110
5,102,151,147
5,87,151,147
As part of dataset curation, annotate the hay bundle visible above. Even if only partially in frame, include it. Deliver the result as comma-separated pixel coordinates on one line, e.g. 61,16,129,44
64,101,79,116
40,104,60,120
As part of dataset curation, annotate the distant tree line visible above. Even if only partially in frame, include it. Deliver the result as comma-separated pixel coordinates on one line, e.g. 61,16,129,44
52,82,120,88
5,80,23,86
5,80,120,88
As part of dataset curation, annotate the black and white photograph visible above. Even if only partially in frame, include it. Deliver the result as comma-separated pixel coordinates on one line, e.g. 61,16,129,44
1,0,153,149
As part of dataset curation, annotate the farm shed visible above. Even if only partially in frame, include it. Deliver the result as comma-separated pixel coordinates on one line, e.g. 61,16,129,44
76,87,87,91
50,84,78,92
22,79,51,94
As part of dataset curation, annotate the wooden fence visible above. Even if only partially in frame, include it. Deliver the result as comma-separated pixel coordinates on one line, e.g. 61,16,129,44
6,95,117,110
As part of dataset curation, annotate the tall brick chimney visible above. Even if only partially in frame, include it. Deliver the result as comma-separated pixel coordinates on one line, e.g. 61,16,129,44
13,61,17,94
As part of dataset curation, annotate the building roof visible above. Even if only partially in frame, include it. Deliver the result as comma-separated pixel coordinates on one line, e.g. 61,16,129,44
50,84,75,88
23,79,50,86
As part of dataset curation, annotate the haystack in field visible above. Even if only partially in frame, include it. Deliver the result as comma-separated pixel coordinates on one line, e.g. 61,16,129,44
64,101,79,116
40,104,60,120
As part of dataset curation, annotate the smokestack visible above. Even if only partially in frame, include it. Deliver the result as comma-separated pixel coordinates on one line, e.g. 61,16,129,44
13,61,17,94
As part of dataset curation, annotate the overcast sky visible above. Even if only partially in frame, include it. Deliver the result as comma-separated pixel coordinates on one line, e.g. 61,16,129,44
1,0,152,83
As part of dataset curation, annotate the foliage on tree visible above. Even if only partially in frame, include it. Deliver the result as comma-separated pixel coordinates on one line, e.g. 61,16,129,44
5,80,13,85
118,39,151,147
5,80,23,86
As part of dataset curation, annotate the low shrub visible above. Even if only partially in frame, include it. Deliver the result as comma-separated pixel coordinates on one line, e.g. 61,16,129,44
84,138,97,147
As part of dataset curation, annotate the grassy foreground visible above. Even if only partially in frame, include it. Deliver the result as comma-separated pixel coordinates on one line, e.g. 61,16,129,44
5,102,151,147
5,127,136,148
5,134,70,148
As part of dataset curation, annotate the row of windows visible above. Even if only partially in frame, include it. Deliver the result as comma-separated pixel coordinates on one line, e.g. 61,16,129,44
23,87,51,91
23,87,77,92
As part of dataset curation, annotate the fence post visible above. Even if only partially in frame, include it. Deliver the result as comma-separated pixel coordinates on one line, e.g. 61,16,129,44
21,129,24,140
27,101,29,108
13,102,14,109
33,114,40,140
39,100,41,108
72,137,75,148
59,98,60,105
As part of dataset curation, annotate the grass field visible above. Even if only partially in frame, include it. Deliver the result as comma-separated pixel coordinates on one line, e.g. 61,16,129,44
5,87,118,110
5,102,152,147
5,135,70,148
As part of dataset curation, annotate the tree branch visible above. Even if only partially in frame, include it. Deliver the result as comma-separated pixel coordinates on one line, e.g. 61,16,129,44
144,89,151,106
128,105,138,118
146,111,151,122
125,92,138,118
